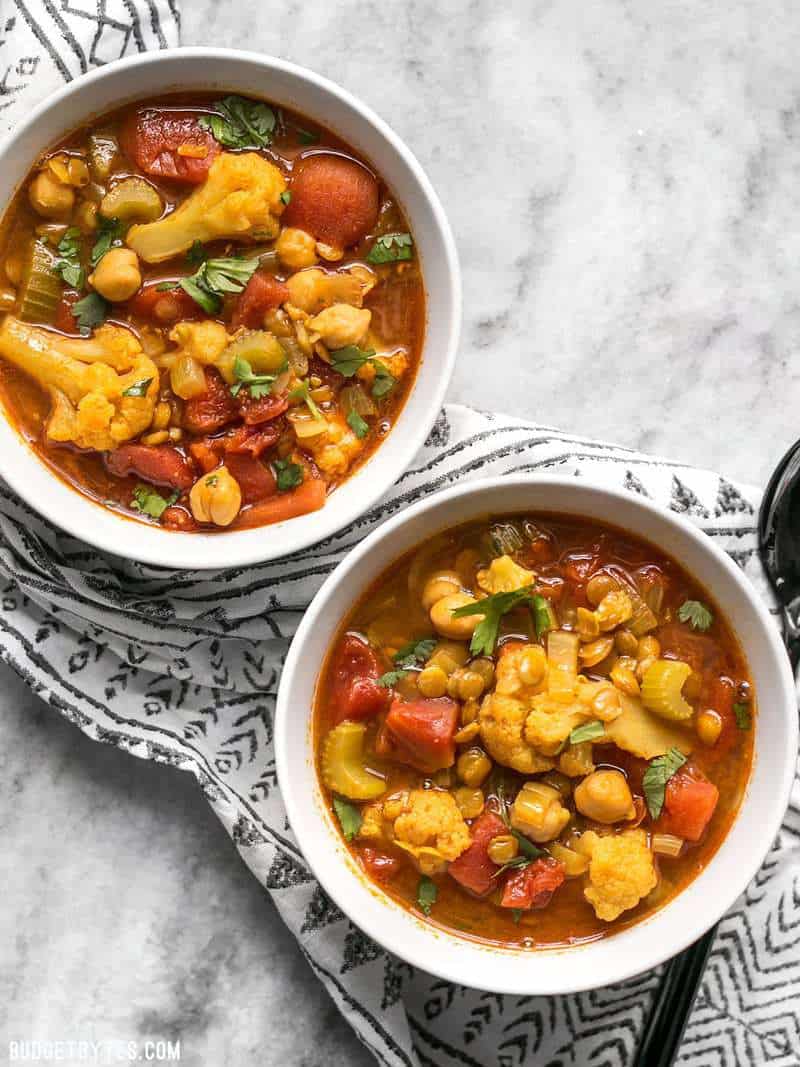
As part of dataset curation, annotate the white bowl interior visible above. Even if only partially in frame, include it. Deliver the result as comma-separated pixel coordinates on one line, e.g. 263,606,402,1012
0,49,460,568
276,476,797,995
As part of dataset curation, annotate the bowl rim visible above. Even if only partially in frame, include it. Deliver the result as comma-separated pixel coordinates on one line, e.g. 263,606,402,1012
275,473,798,994
0,47,461,568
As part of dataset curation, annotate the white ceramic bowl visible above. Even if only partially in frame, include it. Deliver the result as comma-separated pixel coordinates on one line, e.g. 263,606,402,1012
276,475,797,994
0,48,460,568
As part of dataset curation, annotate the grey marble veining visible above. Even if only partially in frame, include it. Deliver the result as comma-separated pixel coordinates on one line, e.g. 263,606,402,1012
4,2,800,1065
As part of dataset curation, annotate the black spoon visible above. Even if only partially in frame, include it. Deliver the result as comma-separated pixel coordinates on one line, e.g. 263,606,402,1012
633,441,800,1067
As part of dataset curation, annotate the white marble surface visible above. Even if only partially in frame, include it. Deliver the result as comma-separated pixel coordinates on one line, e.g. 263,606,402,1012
5,2,800,1064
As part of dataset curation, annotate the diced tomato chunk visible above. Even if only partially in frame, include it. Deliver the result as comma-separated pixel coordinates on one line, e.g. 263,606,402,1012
237,390,289,426
119,109,220,184
128,283,202,324
358,846,402,884
561,550,600,583
657,765,719,842
501,857,566,910
182,368,238,434
161,506,197,531
223,453,276,505
54,289,81,334
105,443,194,491
328,633,391,726
233,477,327,528
222,420,284,456
448,811,507,898
384,697,459,773
283,153,379,248
231,272,289,330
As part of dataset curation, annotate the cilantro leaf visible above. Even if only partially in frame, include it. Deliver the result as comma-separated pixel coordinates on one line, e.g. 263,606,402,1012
131,484,178,521
274,459,304,492
370,360,396,398
329,345,376,377
393,637,436,668
377,668,409,688
121,377,153,398
366,232,414,265
491,855,533,879
179,275,220,315
332,796,362,842
347,410,369,439
511,908,523,925
677,600,714,632
451,587,534,656
54,227,84,289
642,747,687,819
289,379,324,420
90,216,124,267
179,256,259,314
156,281,178,291
280,190,292,206
511,831,545,858
199,96,277,149
531,594,556,639
71,292,108,334
186,239,207,266
733,702,752,730
569,720,606,745
296,126,319,145
416,875,438,916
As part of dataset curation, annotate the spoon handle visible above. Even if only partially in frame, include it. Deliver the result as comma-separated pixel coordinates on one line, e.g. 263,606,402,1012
632,926,716,1067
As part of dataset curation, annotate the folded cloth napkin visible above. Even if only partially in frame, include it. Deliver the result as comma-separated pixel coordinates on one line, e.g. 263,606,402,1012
1,396,798,1066
1,10,799,1064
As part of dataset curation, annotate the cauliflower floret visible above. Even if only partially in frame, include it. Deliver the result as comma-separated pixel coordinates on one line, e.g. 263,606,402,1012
480,693,554,774
494,643,548,699
126,152,286,263
300,411,365,478
477,554,535,594
0,316,157,450
355,348,409,387
357,801,388,842
579,829,657,922
524,692,593,756
168,319,229,367
286,266,373,314
308,303,371,349
392,789,471,867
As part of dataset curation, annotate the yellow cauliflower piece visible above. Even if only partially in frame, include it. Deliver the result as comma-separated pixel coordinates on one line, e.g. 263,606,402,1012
286,266,372,315
393,789,471,864
480,692,554,774
357,801,388,842
300,411,364,478
167,318,229,366
355,349,409,387
308,303,371,349
477,554,535,594
524,693,593,756
580,829,657,922
127,152,286,263
0,316,157,451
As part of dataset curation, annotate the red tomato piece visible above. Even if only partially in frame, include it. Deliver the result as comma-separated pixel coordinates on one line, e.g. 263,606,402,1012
105,443,195,491
223,453,277,505
161,506,197,531
561,550,600,583
384,697,459,773
54,289,81,334
358,846,402,884
222,421,284,457
448,811,507,898
327,634,390,726
237,390,289,426
501,857,566,910
128,283,202,325
188,440,219,474
283,153,379,248
182,368,238,434
119,109,220,184
657,766,719,843
230,272,289,330
233,477,327,528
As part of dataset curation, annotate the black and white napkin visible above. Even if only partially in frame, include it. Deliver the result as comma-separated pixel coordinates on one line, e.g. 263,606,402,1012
1,9,799,1065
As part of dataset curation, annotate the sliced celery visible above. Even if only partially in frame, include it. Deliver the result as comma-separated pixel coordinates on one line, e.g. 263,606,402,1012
18,240,61,325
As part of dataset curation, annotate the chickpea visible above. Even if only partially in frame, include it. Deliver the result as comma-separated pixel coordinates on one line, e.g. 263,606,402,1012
276,226,318,270
470,658,495,688
454,786,484,819
74,200,98,233
457,669,486,702
316,240,344,262
151,401,172,432
518,645,547,687
88,247,141,302
428,640,470,675
417,664,448,698
590,683,622,722
610,663,640,696
421,570,463,611
615,628,639,657
457,747,492,787
461,697,480,725
574,769,635,823
595,590,634,631
189,467,242,527
308,303,371,349
576,606,600,641
637,636,661,661
430,592,480,640
28,170,75,219
453,721,481,744
487,834,519,865
586,572,618,607
696,708,723,746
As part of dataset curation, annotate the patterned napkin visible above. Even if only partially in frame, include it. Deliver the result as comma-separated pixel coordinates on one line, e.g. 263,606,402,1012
1,10,799,1066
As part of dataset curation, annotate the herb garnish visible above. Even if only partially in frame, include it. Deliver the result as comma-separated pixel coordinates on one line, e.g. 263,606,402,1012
296,126,319,146
131,484,178,521
393,637,437,669
180,256,259,314
199,96,277,149
366,232,413,265
642,747,687,819
451,587,535,656
531,594,556,639
677,600,713,632
280,190,292,206
71,292,108,334
274,459,304,492
329,345,397,399
121,378,153,398
416,876,438,916
332,796,362,841
90,216,125,267
54,227,84,289
186,239,207,266
229,355,286,399
289,379,324,420
377,668,409,689
569,720,606,745
733,702,752,730
347,410,369,439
